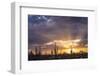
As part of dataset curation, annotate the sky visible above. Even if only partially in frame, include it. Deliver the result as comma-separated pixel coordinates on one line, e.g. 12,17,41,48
28,15,88,48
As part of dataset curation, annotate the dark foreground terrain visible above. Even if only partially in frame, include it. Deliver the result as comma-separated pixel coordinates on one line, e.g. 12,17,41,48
28,52,88,61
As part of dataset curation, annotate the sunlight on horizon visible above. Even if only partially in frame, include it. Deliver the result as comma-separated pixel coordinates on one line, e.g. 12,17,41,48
30,39,88,55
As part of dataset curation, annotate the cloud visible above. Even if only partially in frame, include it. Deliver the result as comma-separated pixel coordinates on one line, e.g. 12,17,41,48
28,15,88,46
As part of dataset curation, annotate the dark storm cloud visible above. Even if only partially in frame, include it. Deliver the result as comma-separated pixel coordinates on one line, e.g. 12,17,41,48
28,15,88,45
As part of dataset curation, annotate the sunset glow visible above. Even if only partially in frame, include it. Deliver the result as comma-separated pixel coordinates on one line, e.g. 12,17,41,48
31,39,87,55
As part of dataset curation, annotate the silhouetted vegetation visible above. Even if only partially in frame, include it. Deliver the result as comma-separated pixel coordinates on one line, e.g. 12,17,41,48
28,52,88,61
28,42,88,61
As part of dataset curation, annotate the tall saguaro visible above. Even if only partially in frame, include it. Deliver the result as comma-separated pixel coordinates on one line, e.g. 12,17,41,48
54,42,58,56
